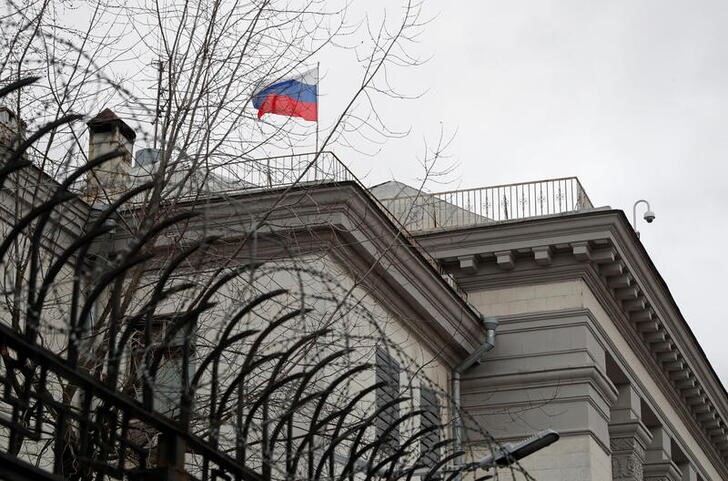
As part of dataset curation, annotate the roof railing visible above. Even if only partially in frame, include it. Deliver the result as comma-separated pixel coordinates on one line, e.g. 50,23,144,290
202,151,356,191
377,177,593,233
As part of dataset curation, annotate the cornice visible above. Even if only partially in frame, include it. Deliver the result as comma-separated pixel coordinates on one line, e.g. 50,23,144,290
414,210,728,474
118,181,484,365
325,229,473,367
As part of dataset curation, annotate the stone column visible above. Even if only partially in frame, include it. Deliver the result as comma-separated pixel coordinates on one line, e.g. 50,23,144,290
609,384,652,481
643,426,681,481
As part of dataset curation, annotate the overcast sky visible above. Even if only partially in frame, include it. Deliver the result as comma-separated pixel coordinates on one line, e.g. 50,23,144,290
319,1,728,384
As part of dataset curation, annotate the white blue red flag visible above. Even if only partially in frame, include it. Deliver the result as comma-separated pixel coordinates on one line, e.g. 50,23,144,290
253,69,318,121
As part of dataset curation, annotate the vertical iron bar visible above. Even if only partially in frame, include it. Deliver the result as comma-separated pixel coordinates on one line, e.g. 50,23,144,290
516,186,526,218
550,181,554,215
478,188,482,222
33,365,46,435
118,410,130,472
78,386,92,461
510,187,514,220
53,404,66,474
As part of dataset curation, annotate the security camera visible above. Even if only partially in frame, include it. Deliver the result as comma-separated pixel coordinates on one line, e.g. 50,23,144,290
643,211,655,223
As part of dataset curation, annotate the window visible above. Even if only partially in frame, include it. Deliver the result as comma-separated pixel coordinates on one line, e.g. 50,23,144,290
419,385,441,468
375,346,401,453
130,314,193,418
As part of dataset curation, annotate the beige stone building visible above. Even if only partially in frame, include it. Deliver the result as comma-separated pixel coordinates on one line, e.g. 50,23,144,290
374,179,728,481
2,107,726,481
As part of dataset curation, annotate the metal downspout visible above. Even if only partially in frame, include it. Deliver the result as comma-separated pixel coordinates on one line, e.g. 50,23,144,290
453,315,499,478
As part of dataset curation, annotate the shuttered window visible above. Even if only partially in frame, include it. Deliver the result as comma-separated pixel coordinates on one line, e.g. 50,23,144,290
375,347,401,453
419,386,441,467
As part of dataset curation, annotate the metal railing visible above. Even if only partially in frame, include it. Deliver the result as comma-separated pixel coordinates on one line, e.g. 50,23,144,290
193,151,355,194
96,151,356,199
378,177,593,233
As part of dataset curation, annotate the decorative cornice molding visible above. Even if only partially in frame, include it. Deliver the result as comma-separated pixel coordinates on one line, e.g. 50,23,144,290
414,210,728,475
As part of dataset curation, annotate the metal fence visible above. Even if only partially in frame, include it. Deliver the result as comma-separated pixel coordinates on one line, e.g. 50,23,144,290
378,177,593,233
190,151,355,195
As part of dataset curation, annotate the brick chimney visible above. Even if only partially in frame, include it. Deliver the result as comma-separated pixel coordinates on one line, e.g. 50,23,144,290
85,109,135,205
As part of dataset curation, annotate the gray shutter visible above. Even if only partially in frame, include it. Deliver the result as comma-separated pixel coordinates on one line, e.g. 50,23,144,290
420,385,441,467
375,346,401,453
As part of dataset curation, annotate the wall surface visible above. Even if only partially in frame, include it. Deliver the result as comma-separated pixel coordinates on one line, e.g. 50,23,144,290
462,279,722,481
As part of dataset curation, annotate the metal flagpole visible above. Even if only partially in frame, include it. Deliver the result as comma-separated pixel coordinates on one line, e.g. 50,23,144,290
153,59,164,150
315,62,320,152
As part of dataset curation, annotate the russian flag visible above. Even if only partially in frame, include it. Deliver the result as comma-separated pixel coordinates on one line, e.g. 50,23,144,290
253,69,318,122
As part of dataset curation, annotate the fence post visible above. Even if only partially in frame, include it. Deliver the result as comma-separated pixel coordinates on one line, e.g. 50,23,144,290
141,433,188,481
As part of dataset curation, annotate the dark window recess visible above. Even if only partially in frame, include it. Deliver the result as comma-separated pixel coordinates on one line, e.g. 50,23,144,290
375,347,401,453
419,385,442,468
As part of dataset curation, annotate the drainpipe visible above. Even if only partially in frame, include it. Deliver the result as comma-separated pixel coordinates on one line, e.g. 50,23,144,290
452,315,499,478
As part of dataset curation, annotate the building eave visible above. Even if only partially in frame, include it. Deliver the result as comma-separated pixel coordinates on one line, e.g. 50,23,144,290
118,181,485,366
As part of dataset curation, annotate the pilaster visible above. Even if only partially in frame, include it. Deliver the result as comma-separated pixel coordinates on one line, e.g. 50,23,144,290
610,384,652,481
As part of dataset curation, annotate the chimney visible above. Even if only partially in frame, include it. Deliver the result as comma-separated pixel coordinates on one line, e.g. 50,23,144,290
0,106,27,151
85,109,135,205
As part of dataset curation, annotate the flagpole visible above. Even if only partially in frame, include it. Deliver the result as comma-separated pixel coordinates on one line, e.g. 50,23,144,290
315,61,320,152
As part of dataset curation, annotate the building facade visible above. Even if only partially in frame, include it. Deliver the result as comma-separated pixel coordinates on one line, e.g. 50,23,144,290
1,106,726,481
375,180,728,481
0,109,503,480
